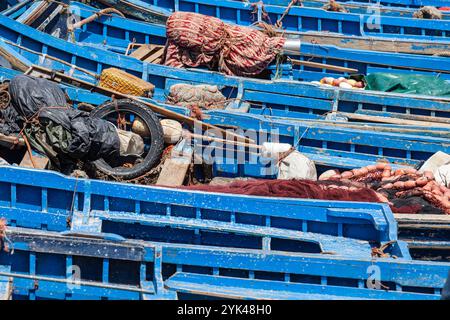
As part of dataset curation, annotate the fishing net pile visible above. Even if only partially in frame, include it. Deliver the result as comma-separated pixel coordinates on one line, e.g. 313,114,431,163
164,12,286,76
183,179,387,204
322,163,450,215
183,163,450,215
166,83,226,110
413,6,442,19
323,0,347,13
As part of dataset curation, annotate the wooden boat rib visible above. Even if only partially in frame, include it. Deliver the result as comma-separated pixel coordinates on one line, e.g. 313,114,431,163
0,165,404,256
69,0,450,55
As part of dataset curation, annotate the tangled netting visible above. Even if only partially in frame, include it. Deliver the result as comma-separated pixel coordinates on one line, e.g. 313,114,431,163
166,83,226,110
182,163,449,215
182,179,387,203
322,163,450,215
413,6,442,19
164,11,286,76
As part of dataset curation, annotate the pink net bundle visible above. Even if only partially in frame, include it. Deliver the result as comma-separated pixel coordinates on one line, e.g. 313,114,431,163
164,12,286,76
323,164,450,215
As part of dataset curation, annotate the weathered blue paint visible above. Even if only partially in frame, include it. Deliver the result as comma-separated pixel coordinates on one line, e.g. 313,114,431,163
2,64,449,177
4,6,450,121
243,0,450,19
327,0,450,9
63,2,450,80
0,165,404,258
2,14,450,124
9,2,450,80
1,227,449,300
87,0,450,39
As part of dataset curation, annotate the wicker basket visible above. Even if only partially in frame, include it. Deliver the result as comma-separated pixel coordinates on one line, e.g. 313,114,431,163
99,68,155,97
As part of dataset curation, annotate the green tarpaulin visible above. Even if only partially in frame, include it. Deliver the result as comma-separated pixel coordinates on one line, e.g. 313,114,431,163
364,73,450,97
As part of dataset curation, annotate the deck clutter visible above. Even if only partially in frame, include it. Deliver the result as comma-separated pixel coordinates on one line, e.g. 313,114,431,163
0,0,450,300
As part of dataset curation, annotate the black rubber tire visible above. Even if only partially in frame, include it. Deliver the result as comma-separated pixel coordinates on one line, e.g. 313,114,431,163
90,99,164,180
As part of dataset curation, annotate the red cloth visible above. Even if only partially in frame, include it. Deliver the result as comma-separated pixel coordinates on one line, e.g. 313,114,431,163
439,7,450,11
164,12,286,76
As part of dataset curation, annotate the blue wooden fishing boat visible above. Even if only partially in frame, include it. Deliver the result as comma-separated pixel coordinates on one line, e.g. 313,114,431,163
80,0,450,40
2,226,449,300
243,0,450,18
332,0,450,9
7,1,450,57
0,166,448,300
1,64,449,177
1,7,450,127
11,1,450,81
0,166,405,256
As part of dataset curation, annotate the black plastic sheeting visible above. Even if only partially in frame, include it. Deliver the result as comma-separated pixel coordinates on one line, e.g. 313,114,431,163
3,75,120,170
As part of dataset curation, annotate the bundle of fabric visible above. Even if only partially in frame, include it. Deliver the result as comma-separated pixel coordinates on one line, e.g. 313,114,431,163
182,179,387,203
166,83,226,110
413,6,442,19
5,75,120,173
164,12,286,76
320,163,450,215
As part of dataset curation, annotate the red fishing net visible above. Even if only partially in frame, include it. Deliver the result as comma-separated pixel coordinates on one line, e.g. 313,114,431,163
182,179,386,203
179,163,448,215
164,12,286,76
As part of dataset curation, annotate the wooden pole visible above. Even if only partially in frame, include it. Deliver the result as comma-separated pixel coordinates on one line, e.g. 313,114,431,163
289,58,359,73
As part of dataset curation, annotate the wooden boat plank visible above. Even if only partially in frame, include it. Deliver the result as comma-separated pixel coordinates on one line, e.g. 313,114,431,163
7,227,450,291
165,272,439,300
69,1,450,55
91,209,374,258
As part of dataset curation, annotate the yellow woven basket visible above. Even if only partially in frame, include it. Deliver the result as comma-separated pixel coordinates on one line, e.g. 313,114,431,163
99,68,155,97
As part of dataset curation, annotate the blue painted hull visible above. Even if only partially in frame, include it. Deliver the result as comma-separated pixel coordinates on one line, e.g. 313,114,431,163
0,166,448,300
1,65,448,176
90,0,450,40
2,226,448,300
61,2,450,81
3,7,450,125
335,0,450,9
1,22,450,173
0,166,402,256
